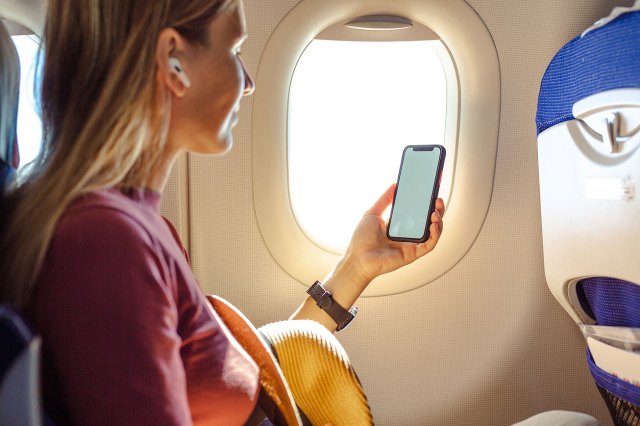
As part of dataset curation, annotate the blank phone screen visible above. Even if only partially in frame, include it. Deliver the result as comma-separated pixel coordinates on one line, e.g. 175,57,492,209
388,146,442,240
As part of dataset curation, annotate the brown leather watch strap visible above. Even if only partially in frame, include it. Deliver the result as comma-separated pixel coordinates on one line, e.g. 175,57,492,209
306,281,358,331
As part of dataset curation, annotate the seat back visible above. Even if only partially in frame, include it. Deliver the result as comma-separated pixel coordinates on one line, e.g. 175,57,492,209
0,20,20,194
536,8,640,424
0,305,44,426
536,10,640,325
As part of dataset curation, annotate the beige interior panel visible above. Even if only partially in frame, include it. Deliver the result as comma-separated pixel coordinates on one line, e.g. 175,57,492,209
0,0,45,35
164,0,637,424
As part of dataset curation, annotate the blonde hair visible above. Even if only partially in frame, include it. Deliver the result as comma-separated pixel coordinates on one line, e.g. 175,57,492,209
0,20,20,181
0,0,236,308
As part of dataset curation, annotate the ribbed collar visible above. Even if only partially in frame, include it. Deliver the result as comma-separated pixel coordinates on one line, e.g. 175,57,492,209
116,187,162,212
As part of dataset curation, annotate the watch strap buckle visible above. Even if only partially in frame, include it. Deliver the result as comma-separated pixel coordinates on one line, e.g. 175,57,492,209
307,280,357,332
316,290,333,310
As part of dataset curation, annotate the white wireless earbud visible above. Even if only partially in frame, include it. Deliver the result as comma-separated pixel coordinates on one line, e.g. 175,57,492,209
168,57,191,88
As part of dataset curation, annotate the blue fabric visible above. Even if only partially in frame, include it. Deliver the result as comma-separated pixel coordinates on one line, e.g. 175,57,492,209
578,277,640,409
536,11,640,135
587,348,640,407
577,277,640,327
0,159,15,191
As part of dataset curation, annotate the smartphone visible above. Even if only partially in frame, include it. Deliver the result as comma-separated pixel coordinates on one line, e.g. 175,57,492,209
387,145,446,243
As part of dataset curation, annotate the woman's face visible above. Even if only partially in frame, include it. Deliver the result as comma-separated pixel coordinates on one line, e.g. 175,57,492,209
168,1,254,156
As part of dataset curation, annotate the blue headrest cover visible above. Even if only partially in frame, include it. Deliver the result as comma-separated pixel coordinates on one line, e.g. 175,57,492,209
0,159,15,190
536,11,640,135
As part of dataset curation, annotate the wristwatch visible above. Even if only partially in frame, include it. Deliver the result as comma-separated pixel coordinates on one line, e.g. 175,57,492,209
306,281,358,331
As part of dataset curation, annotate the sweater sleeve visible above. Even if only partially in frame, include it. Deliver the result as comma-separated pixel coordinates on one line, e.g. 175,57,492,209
32,206,192,425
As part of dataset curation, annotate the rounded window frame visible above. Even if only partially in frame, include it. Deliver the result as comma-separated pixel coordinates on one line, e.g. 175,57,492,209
253,0,500,296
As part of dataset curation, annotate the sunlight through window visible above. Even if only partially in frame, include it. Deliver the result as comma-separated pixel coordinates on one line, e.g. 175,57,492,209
288,39,447,254
12,35,42,171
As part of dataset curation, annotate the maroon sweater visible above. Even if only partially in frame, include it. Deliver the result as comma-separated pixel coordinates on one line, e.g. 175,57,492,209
28,188,259,425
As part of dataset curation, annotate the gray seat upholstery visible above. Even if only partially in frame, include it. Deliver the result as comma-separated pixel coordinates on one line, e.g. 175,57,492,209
0,305,44,426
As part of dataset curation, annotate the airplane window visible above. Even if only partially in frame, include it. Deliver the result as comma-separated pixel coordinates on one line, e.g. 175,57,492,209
288,39,448,253
252,0,499,295
11,35,42,171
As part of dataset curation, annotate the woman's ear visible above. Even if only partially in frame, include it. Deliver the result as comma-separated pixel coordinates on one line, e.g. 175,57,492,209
156,28,190,98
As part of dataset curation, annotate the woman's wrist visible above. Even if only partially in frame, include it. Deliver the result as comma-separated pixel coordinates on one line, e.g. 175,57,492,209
322,253,371,308
289,253,372,331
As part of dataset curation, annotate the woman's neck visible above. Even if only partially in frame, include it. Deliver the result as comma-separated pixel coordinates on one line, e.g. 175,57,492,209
146,147,181,193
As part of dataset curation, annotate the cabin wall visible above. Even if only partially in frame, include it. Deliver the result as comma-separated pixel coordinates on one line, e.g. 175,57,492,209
161,0,635,424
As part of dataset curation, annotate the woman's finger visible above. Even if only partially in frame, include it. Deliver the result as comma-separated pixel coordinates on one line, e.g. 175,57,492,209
434,198,445,217
366,184,396,216
416,212,443,258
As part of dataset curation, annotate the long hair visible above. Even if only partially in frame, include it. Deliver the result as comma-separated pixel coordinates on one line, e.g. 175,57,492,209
0,20,20,187
0,0,235,308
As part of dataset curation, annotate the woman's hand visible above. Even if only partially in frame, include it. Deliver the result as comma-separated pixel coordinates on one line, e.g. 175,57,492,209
290,184,444,331
343,183,445,289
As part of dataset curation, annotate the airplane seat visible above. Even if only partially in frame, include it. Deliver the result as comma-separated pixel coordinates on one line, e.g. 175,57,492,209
536,5,640,425
0,156,16,192
0,18,20,195
0,305,46,426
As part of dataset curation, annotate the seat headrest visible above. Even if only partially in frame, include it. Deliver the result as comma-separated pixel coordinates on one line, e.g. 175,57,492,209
0,20,20,191
536,11,640,135
0,159,16,192
0,305,34,380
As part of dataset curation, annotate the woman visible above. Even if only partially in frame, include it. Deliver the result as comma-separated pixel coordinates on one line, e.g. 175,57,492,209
0,0,444,424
